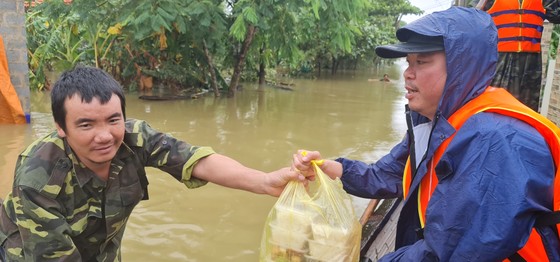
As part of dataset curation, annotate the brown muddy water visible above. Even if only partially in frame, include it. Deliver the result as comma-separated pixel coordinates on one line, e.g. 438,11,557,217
0,61,408,261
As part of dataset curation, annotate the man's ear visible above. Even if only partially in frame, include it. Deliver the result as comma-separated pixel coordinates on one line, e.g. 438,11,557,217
55,123,66,138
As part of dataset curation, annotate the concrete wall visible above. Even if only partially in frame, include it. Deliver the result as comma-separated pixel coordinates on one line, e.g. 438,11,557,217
542,23,560,125
541,22,553,93
0,0,30,120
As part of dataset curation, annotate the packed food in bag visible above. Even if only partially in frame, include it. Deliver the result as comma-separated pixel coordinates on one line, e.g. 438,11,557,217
260,161,361,262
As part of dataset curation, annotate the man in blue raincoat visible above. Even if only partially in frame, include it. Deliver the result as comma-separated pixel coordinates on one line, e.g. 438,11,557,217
292,7,560,261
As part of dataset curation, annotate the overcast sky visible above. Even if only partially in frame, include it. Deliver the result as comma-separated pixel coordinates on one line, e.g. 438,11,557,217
402,0,454,23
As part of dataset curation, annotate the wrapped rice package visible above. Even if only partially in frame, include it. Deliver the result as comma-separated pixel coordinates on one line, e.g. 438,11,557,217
260,161,361,262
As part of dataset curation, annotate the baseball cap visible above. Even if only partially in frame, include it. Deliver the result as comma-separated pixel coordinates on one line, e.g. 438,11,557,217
375,32,444,59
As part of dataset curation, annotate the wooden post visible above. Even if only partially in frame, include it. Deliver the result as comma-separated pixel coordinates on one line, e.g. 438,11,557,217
359,199,379,226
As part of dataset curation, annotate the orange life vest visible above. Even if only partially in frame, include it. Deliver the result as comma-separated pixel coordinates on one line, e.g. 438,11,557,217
486,0,545,53
402,87,560,261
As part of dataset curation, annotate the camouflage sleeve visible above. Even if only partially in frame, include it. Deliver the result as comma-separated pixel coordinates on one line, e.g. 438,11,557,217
10,185,80,261
127,119,216,189
544,0,560,23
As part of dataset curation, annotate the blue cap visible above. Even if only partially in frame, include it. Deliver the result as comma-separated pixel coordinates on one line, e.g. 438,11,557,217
375,32,444,59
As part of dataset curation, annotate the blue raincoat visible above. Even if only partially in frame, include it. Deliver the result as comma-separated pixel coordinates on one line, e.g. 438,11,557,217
336,7,560,261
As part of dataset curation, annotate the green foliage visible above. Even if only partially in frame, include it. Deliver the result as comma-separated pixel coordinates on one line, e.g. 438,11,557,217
551,24,560,59
332,0,423,69
242,6,258,24
230,16,247,41
142,60,203,88
26,1,85,90
24,0,421,93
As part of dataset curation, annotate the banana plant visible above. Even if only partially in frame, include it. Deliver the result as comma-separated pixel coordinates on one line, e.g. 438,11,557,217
26,1,85,90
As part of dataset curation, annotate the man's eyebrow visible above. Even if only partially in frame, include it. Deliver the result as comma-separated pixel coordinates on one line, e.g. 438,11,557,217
417,51,443,58
107,112,122,119
74,117,93,125
416,53,432,58
74,113,122,125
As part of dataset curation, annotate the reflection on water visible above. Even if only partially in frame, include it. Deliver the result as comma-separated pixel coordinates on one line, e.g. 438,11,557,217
0,65,408,261
0,111,55,198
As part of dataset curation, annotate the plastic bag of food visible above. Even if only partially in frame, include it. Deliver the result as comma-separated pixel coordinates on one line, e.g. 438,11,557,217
260,160,361,262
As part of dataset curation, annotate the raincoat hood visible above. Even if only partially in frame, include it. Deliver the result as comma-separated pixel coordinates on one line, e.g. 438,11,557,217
399,7,497,122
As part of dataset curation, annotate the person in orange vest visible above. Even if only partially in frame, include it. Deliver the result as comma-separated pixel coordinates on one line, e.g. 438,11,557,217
292,7,560,261
472,0,560,112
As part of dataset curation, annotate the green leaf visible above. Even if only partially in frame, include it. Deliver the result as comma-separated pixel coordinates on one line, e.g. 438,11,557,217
312,0,320,19
200,16,211,27
229,16,246,41
156,7,176,22
152,13,171,32
189,2,206,16
242,6,258,24
133,12,150,27
175,17,187,34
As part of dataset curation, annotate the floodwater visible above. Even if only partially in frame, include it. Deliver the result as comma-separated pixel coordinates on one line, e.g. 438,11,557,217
0,61,408,261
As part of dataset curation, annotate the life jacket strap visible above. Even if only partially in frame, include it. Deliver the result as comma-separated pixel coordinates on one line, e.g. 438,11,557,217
534,211,560,227
507,212,560,262
508,252,527,262
415,228,424,239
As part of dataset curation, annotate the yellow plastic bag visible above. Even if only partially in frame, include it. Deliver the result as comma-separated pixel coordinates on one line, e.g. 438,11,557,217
260,161,361,262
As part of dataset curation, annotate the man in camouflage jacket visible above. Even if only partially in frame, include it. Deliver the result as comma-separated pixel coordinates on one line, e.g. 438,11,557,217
0,66,300,261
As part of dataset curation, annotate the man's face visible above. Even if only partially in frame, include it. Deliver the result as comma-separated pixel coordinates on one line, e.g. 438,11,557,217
56,94,125,171
404,51,447,120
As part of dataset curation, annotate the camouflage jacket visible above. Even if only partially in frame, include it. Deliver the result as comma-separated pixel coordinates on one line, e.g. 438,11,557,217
0,119,214,261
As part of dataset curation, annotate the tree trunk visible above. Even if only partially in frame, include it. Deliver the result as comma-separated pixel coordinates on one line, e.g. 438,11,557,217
202,40,220,97
229,25,257,97
394,15,402,31
258,46,266,86
331,56,337,75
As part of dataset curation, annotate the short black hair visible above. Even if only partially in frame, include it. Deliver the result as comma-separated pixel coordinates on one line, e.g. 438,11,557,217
51,66,126,131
